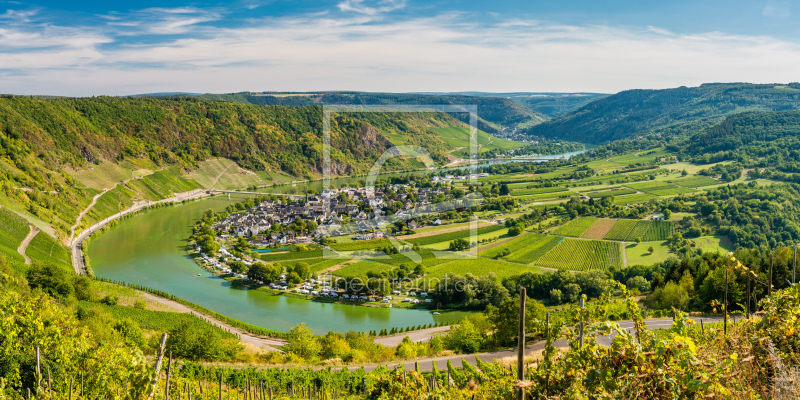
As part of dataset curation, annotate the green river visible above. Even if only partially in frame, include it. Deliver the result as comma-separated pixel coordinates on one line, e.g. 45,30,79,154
88,195,471,334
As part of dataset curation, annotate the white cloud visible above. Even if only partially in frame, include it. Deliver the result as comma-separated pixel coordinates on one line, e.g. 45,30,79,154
3,10,800,96
763,1,792,19
337,0,406,17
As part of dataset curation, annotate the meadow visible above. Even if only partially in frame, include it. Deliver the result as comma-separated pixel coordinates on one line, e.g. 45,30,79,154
612,193,656,205
405,225,505,246
669,176,720,188
0,206,30,262
258,249,324,262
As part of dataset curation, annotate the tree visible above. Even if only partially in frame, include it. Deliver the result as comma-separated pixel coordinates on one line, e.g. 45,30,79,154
681,170,689,177
449,238,470,251
549,288,563,305
634,237,642,244
229,261,247,274
443,319,484,353
26,262,74,299
663,209,672,220
499,184,510,196
234,236,250,252
289,262,311,279
485,296,546,345
285,323,321,359
563,283,581,303
648,246,655,254
287,271,303,285
247,262,281,283
414,264,425,276
198,234,219,255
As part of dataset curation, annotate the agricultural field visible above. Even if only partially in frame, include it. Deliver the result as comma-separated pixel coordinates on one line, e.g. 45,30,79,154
625,181,695,196
612,193,656,205
535,238,624,271
509,187,570,196
421,257,534,280
78,301,236,338
0,206,30,262
68,161,155,191
405,225,505,247
552,217,597,237
333,260,394,277
586,188,637,198
329,239,393,252
514,192,575,202
641,221,675,241
258,249,324,262
608,149,673,164
581,218,618,239
693,236,735,255
24,232,72,267
603,219,638,241
625,221,652,241
669,176,721,188
480,233,562,265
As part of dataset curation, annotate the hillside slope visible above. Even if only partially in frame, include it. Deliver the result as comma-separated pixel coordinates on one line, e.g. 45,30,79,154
197,92,545,132
525,83,800,144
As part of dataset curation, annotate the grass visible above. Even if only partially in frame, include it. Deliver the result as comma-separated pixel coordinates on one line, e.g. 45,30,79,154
259,249,324,262
333,260,394,277
669,176,721,188
77,301,236,338
625,181,696,196
536,238,624,271
587,188,637,198
329,239,393,252
626,241,674,267
503,235,562,264
694,236,735,255
552,217,597,237
185,158,266,190
68,161,155,191
510,187,569,196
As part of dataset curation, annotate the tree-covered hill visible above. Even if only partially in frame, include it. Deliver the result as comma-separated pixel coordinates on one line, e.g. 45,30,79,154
524,83,800,144
197,92,545,132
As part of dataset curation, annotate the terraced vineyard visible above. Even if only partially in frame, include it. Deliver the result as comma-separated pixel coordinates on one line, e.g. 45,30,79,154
422,257,531,280
552,217,597,237
258,249,324,262
535,238,623,270
581,218,618,239
0,207,30,262
329,239,393,252
603,219,638,241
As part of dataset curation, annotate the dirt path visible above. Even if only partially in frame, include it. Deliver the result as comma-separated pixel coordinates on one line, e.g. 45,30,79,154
137,291,286,352
622,241,628,267
210,162,235,189
17,226,39,265
374,326,451,347
69,188,110,245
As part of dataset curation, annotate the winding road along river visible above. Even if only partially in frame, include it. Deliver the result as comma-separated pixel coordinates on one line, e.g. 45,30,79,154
87,195,470,334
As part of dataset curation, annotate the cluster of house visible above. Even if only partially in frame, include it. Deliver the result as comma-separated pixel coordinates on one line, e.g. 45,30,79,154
210,181,485,245
431,172,490,184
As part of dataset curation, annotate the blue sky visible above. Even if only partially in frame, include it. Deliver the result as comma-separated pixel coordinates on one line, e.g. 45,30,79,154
1,0,799,95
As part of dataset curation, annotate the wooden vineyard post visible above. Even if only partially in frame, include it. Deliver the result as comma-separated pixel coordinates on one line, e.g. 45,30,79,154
769,253,773,297
724,266,728,336
149,333,169,399
69,377,74,400
165,352,173,400
517,287,526,400
579,297,585,348
35,346,41,395
746,275,751,319
219,372,223,400
794,243,797,285
80,372,84,397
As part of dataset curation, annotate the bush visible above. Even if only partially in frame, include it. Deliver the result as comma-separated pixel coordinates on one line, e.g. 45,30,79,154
100,295,119,306
26,262,74,299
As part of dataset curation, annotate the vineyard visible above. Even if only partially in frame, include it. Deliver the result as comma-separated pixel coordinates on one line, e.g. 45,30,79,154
586,188,637,198
258,249,324,262
329,239,393,252
640,220,675,241
405,225,504,247
509,187,570,196
25,232,72,268
612,193,655,205
552,217,597,237
421,257,531,280
535,238,623,270
0,206,31,263
505,235,562,264
625,181,695,196
333,260,395,277
581,218,618,239
669,176,721,188
602,219,674,242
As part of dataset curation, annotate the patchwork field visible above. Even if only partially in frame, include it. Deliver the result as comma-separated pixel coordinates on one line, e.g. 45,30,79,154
669,176,721,188
422,258,534,280
586,188,637,198
552,217,597,237
480,233,562,265
604,219,638,241
625,181,695,196
602,219,674,242
612,193,656,205
535,238,624,271
581,218,618,239
405,225,505,247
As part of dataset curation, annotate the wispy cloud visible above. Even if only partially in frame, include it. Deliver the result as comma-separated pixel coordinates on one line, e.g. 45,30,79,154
763,1,792,19
337,0,406,17
2,4,800,96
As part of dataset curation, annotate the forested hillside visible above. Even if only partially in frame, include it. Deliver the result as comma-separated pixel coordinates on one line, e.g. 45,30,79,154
197,92,544,132
525,83,800,143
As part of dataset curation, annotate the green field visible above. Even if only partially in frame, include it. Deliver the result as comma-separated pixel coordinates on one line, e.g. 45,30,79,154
185,158,266,190
552,217,597,237
510,187,570,196
535,238,623,271
480,233,562,265
602,219,674,242
329,239,393,252
333,260,395,277
626,241,674,266
25,232,72,267
625,181,695,196
78,301,236,338
587,188,637,198
259,249,324,262
693,236,735,255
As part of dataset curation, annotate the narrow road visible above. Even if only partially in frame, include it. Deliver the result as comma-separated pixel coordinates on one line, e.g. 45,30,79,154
17,226,39,265
622,241,628,267
69,188,110,245
70,188,210,275
137,291,286,352
358,316,739,372
374,326,451,347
